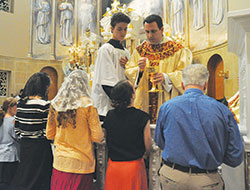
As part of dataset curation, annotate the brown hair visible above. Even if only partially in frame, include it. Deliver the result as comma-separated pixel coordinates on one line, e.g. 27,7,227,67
57,110,77,128
48,106,77,129
111,80,134,111
0,97,17,126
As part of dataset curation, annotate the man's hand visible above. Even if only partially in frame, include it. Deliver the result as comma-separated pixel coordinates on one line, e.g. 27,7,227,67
119,57,128,68
138,57,147,72
151,73,164,84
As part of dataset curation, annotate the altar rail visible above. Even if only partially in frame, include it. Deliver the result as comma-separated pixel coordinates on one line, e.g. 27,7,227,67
95,124,161,190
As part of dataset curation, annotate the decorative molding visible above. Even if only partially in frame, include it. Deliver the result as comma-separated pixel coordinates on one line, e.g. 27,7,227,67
239,52,247,133
227,8,250,144
149,141,161,190
149,124,161,190
192,41,227,55
228,9,250,56
95,142,107,190
228,8,250,20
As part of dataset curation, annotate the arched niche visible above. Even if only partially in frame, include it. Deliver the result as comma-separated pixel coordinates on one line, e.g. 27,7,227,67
40,66,58,100
207,54,225,100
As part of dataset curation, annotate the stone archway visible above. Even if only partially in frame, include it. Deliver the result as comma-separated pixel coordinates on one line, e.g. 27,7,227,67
40,67,58,100
207,54,224,100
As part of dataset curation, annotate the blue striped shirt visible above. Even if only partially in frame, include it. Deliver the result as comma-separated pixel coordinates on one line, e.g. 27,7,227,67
154,88,243,170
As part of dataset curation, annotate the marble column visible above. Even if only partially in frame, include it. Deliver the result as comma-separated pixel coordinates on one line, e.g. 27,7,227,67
228,9,250,147
227,8,250,190
50,0,56,60
27,0,34,58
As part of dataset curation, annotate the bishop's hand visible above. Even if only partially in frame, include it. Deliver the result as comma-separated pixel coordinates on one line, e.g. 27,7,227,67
151,72,164,84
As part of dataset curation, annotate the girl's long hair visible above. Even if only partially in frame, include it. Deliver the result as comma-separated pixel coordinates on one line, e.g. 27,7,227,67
0,97,17,126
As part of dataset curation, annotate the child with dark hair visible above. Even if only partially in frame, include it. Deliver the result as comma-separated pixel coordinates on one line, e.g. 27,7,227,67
0,98,19,189
103,80,152,190
92,12,131,121
10,72,53,190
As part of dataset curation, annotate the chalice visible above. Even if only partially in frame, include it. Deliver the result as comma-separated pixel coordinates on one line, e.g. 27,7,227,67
147,60,160,93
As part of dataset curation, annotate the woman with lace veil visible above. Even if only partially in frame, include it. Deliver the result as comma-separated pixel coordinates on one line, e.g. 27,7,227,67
46,69,104,190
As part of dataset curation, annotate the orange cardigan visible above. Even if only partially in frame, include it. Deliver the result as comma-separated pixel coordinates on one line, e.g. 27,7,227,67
46,100,104,174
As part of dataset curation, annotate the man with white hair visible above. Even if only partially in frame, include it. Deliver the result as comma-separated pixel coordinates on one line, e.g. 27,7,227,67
154,64,243,190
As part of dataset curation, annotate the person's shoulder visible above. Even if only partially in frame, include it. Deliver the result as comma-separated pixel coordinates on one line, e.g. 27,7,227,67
98,43,114,54
207,96,229,108
103,109,116,121
19,99,50,113
100,43,113,49
4,116,15,123
28,99,50,106
107,108,116,115
132,107,150,118
201,95,232,113
162,37,183,50
21,98,49,106
159,95,183,111
136,41,147,53
167,95,183,104
202,94,221,104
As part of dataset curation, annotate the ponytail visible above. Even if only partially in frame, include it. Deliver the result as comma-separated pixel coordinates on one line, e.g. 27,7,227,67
0,97,17,126
0,109,5,126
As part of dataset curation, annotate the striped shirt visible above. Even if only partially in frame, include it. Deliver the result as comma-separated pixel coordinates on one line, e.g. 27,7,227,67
15,99,50,139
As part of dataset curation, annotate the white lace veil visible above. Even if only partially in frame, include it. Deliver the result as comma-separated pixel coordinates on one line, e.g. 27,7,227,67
51,69,92,112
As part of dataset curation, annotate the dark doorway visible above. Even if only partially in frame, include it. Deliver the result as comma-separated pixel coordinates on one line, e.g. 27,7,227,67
207,54,224,100
40,67,58,100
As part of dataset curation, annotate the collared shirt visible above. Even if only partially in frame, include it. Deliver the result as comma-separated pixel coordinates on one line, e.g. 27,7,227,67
154,88,243,170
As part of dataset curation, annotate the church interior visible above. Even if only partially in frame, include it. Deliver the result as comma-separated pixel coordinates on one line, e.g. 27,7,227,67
0,0,250,189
